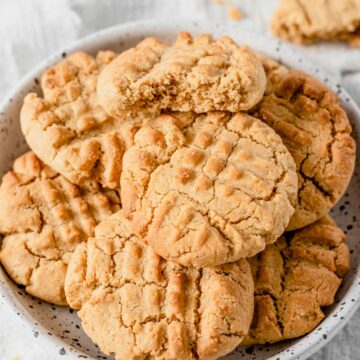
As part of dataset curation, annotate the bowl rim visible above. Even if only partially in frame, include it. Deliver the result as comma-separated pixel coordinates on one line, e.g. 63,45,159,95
0,19,359,360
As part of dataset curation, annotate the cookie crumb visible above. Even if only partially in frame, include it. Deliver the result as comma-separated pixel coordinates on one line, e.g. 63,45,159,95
227,2,243,21
348,36,360,48
212,0,244,21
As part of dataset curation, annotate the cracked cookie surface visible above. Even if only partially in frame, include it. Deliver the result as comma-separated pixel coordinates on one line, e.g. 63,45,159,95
253,64,356,230
243,215,350,345
271,0,360,46
97,32,266,115
121,111,298,267
255,52,288,95
64,210,254,360
0,152,120,305
20,51,148,191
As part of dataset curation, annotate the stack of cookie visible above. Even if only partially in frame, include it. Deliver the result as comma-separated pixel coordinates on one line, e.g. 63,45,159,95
0,32,356,359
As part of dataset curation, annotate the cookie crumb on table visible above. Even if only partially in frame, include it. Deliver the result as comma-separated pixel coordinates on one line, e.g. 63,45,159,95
213,0,244,21
227,2,244,21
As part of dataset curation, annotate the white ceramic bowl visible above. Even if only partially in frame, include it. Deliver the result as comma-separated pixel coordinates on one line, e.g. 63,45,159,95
0,20,359,360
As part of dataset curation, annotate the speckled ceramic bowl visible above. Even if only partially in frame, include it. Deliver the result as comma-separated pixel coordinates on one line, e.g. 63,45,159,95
0,20,359,360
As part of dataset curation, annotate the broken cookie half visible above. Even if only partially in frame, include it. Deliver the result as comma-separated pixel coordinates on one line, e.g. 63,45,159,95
97,32,266,115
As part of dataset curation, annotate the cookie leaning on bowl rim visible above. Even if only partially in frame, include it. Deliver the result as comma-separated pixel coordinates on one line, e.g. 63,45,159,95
97,31,267,115
0,152,120,305
65,210,254,360
253,54,356,230
20,50,149,191
121,110,298,268
243,215,350,345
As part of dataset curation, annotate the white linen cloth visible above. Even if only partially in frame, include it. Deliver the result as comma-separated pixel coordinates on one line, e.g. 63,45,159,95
0,0,359,359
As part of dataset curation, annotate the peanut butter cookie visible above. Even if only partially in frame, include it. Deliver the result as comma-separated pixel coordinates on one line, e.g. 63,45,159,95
255,52,288,94
65,210,254,360
121,111,298,267
243,215,350,345
0,152,120,305
271,0,360,47
97,32,266,115
253,65,356,230
20,51,146,191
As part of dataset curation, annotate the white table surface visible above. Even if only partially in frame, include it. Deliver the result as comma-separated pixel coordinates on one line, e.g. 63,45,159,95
0,0,359,359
